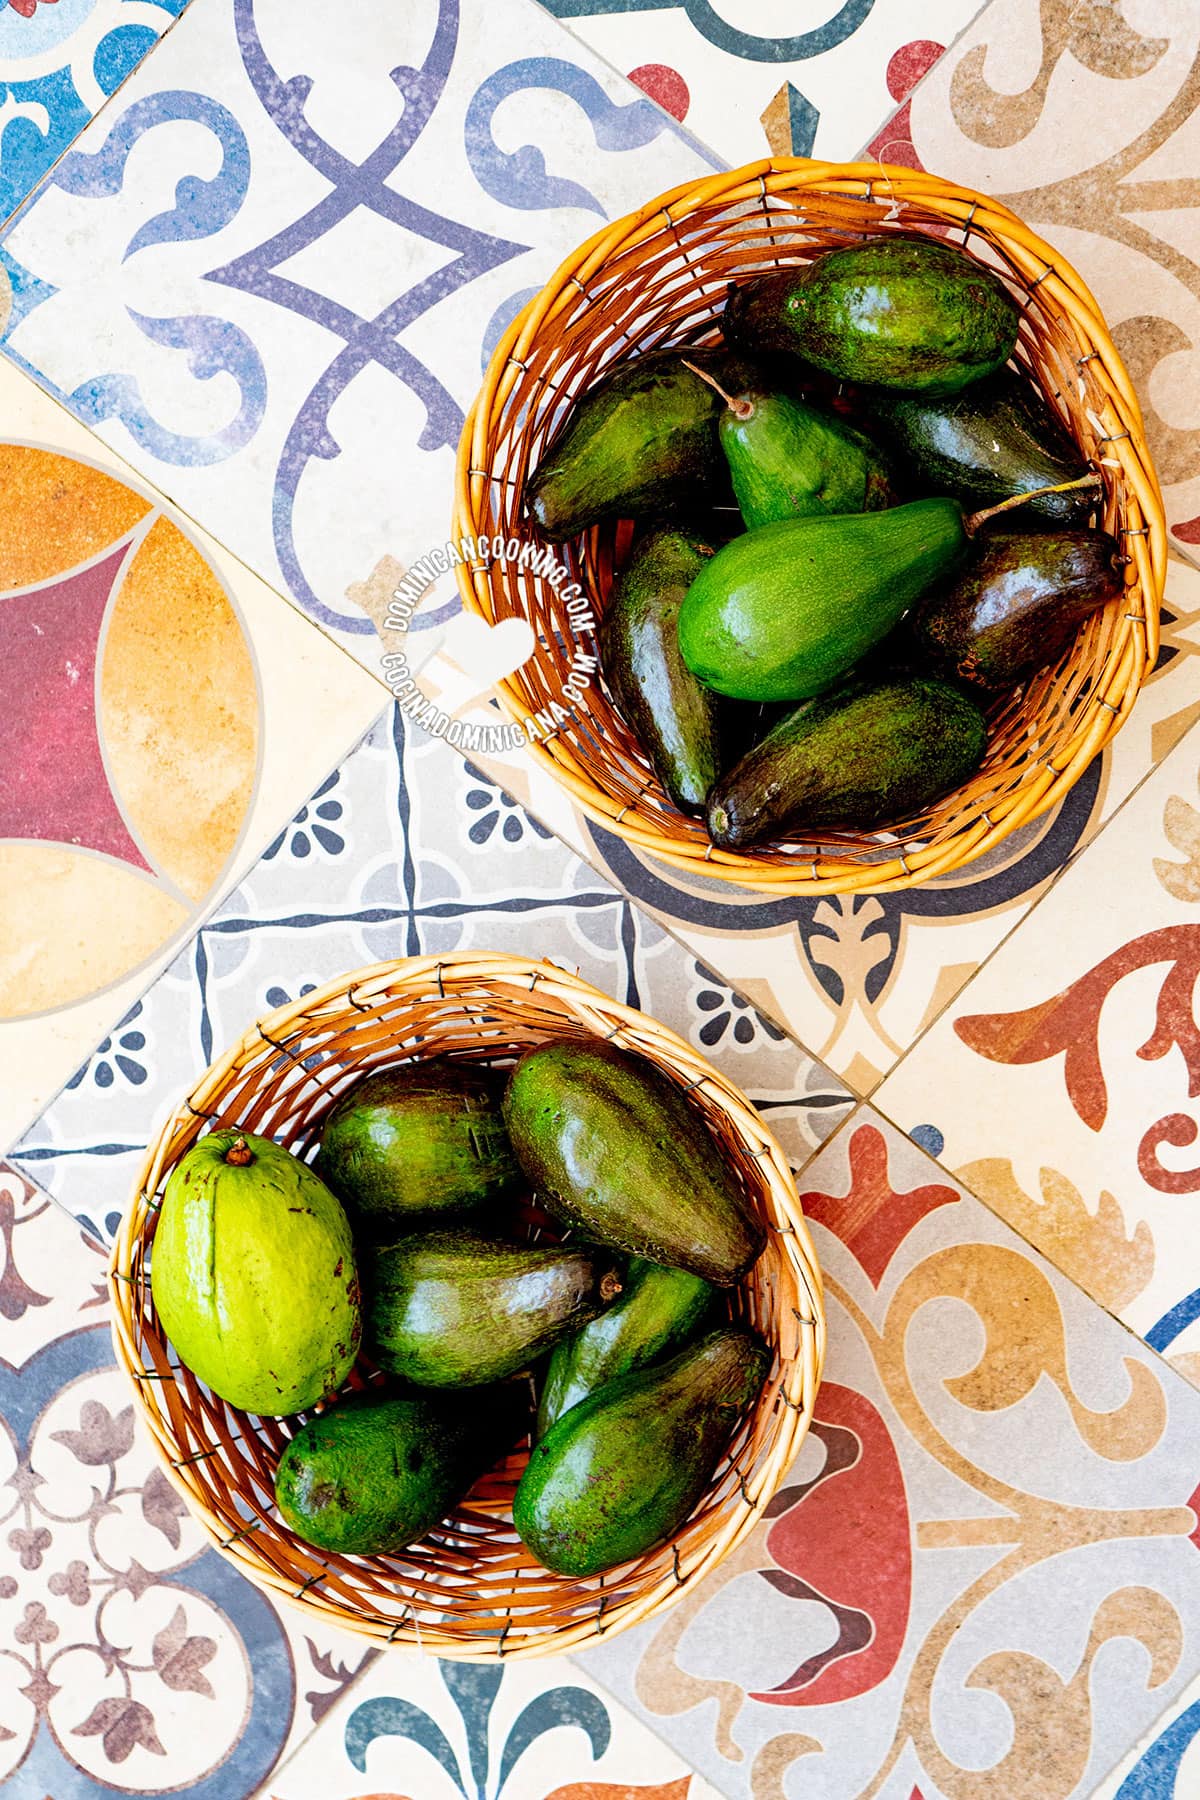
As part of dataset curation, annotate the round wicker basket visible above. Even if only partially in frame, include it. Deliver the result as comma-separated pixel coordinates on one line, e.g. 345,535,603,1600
454,157,1166,894
109,952,824,1658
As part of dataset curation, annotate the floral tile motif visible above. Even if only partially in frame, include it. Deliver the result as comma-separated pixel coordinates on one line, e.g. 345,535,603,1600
0,353,386,1154
0,1159,377,1798
1092,1666,1200,1798
537,0,986,166
577,1109,1200,1800
875,711,1200,1391
0,0,717,673
262,1649,722,1800
7,704,850,1238
875,0,1200,568
493,552,1200,1099
0,0,190,229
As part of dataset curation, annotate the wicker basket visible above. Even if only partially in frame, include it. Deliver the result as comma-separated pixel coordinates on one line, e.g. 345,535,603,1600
109,952,824,1658
454,157,1166,894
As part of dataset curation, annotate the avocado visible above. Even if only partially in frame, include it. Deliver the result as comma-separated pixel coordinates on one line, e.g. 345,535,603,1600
525,346,757,541
538,1257,715,1438
677,498,968,702
910,529,1123,688
274,1385,525,1556
709,374,895,528
707,673,988,846
503,1039,764,1285
514,1327,769,1576
600,526,731,815
151,1130,360,1417
363,1230,623,1387
724,237,1020,394
869,369,1096,527
313,1059,520,1231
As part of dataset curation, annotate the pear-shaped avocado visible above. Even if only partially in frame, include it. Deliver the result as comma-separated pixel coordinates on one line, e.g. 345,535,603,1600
314,1059,520,1231
503,1040,765,1285
151,1130,360,1417
514,1327,769,1575
275,1383,527,1555
538,1257,714,1438
363,1231,623,1387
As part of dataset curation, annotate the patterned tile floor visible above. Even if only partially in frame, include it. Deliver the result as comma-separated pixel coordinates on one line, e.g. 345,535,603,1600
3,0,1200,1795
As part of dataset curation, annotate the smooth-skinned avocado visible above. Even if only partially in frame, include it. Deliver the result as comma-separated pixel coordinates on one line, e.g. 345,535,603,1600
502,1039,765,1285
314,1059,520,1231
274,1384,526,1556
708,372,895,528
363,1230,623,1387
538,1257,715,1438
677,498,969,703
723,237,1020,395
525,346,757,541
599,526,729,815
514,1327,770,1576
909,529,1124,688
151,1129,361,1417
706,672,989,846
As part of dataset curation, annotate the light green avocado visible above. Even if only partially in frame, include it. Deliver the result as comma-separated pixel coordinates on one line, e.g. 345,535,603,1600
151,1129,361,1417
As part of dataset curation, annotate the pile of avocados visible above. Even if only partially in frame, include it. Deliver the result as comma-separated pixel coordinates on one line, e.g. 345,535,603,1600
527,235,1123,847
150,1040,771,1579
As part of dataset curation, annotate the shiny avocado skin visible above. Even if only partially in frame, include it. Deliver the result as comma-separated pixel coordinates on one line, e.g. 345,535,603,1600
364,1231,623,1387
869,370,1096,528
514,1328,770,1576
274,1385,525,1555
707,673,988,846
911,529,1123,688
526,347,758,541
677,498,968,703
314,1060,520,1230
537,1257,715,1438
600,527,728,816
719,385,895,528
503,1040,765,1286
723,238,1020,395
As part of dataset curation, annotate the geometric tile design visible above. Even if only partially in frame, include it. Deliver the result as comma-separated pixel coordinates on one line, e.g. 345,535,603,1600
579,1109,1200,1800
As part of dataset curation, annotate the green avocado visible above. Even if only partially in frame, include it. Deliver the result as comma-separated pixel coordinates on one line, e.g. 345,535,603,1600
363,1230,623,1387
525,346,757,541
537,1257,715,1438
910,529,1123,688
151,1129,360,1417
514,1328,770,1576
715,380,895,528
503,1039,765,1285
677,498,969,702
868,369,1096,528
313,1059,520,1231
706,673,989,847
723,237,1020,394
599,526,730,815
274,1384,526,1556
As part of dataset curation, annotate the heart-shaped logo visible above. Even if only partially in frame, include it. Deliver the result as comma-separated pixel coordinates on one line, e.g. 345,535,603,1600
439,612,536,688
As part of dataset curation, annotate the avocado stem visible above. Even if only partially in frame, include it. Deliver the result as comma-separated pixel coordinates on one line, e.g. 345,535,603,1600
962,473,1102,537
599,1270,624,1303
224,1135,255,1166
682,359,754,420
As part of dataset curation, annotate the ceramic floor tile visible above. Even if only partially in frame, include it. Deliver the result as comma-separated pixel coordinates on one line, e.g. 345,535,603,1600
873,0,1200,569
0,0,718,675
7,704,851,1241
0,353,387,1154
0,0,192,229
535,0,986,167
261,1648,721,1800
1092,1668,1200,1797
875,708,1200,1391
470,551,1200,1099
576,1107,1200,1800
0,1159,378,1798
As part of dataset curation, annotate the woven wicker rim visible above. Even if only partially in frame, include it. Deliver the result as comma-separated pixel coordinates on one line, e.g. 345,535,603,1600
453,156,1167,895
109,952,825,1658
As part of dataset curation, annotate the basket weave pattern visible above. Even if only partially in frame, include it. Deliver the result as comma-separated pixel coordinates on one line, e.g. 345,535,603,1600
109,953,824,1658
454,157,1166,894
